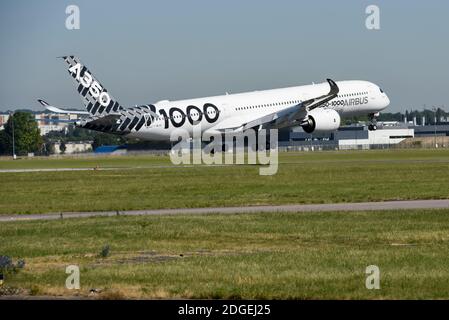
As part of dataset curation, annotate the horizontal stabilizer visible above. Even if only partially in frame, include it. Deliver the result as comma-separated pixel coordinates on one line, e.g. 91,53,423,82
37,99,89,115
83,114,122,127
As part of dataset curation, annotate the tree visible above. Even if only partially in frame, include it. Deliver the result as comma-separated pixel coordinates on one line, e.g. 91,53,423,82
1,112,43,156
42,136,55,156
0,130,8,155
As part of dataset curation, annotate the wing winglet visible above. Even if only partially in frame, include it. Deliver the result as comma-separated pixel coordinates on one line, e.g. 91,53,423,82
305,78,339,111
326,78,339,96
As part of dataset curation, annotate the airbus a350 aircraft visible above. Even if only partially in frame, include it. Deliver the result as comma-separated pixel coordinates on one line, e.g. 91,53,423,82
39,56,390,141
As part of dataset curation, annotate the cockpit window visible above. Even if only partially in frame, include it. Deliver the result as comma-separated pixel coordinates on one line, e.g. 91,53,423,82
379,88,384,93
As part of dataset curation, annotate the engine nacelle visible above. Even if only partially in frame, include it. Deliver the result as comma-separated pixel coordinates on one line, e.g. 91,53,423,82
301,109,341,134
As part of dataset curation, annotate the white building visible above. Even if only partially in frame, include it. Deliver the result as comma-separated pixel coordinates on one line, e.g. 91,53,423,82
286,123,415,151
338,127,414,149
53,141,93,154
35,113,80,135
0,113,10,130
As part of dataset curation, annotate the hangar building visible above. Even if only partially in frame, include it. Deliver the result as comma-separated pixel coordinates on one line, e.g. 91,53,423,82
282,122,415,150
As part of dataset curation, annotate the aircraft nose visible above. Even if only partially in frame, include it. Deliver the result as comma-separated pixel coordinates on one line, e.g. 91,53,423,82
383,94,390,109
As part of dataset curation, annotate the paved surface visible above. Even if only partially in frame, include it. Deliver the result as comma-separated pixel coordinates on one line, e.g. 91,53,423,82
0,168,97,173
1,199,448,222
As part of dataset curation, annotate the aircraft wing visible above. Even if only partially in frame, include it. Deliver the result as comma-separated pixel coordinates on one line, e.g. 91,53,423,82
213,79,339,132
38,98,123,131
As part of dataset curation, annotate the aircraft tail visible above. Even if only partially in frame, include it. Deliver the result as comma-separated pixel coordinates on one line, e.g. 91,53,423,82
61,56,124,117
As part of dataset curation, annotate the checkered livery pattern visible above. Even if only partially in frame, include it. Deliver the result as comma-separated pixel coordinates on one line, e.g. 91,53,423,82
79,105,158,134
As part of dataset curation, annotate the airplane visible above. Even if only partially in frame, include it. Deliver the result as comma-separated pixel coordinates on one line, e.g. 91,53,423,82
38,56,390,142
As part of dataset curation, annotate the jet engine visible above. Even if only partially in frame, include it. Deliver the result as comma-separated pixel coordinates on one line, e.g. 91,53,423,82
301,109,341,133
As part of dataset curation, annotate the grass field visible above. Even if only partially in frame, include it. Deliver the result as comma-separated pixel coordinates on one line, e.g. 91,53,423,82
2,209,449,299
1,149,449,215
1,149,449,299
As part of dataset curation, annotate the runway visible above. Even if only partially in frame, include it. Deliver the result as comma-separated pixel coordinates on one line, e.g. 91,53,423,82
1,199,448,222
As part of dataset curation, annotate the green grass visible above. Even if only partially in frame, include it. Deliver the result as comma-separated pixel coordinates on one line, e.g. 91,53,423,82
2,209,449,299
0,149,449,215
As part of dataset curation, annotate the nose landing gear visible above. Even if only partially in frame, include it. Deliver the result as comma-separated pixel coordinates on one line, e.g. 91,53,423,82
368,113,379,131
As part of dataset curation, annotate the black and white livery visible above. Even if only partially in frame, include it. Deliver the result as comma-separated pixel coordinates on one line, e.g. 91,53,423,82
38,56,390,140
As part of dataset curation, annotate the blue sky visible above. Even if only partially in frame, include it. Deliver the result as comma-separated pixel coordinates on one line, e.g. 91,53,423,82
0,0,448,112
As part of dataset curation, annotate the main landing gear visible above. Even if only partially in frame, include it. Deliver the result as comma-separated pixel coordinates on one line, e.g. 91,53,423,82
368,113,379,131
